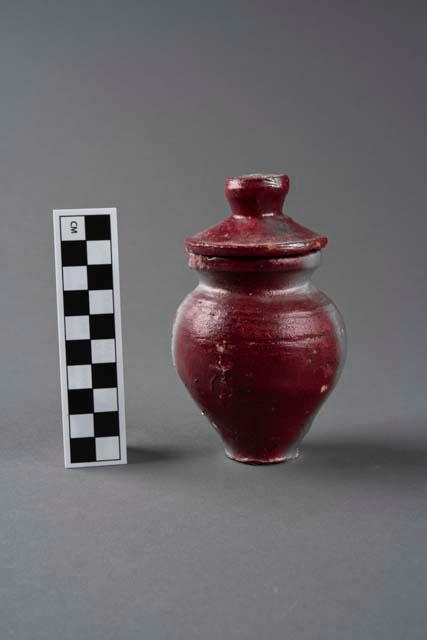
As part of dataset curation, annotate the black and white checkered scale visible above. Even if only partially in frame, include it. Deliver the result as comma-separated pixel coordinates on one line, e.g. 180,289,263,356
60,214,121,463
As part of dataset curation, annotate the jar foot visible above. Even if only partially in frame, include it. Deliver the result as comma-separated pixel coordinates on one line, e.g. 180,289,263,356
225,447,300,465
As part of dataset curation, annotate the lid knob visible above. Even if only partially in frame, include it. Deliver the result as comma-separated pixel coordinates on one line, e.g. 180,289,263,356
225,174,290,218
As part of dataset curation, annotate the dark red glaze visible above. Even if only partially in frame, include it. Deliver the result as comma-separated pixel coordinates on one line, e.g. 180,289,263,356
185,174,327,258
173,175,346,464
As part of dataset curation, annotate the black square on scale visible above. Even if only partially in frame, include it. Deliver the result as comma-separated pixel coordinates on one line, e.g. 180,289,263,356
70,437,96,463
94,412,120,437
85,215,111,240
90,314,115,339
92,363,117,388
66,340,92,365
64,291,89,316
61,241,87,266
68,389,94,414
87,265,113,290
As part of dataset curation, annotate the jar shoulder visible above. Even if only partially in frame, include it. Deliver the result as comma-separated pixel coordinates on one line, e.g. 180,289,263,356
174,283,345,344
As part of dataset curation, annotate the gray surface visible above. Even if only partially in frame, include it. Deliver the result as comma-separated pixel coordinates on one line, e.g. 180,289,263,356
0,1,426,638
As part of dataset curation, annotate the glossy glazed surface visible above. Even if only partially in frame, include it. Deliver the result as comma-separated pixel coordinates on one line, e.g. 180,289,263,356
186,174,327,258
173,252,346,463
173,173,346,464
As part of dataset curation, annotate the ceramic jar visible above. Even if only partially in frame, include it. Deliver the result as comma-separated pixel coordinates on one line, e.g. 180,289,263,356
172,174,346,464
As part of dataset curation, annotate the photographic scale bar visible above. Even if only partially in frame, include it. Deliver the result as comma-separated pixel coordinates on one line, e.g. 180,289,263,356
53,208,127,467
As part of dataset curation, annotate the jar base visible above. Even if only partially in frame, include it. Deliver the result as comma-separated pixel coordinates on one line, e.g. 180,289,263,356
225,447,300,465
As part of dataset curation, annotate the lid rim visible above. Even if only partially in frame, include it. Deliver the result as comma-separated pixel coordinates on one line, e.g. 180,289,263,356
185,236,327,258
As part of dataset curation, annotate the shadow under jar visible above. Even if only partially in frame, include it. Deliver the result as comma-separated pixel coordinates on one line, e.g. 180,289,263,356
172,174,346,464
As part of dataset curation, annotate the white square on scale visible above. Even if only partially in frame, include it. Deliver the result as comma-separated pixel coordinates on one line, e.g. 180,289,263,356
94,388,118,412
87,240,111,265
96,436,120,460
91,339,116,363
70,414,94,438
67,365,92,389
89,290,114,315
63,266,88,291
65,315,90,340
61,216,86,241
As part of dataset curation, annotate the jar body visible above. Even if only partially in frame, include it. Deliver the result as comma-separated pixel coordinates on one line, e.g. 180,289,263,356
172,252,346,464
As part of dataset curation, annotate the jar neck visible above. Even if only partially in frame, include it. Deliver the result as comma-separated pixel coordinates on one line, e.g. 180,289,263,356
189,251,321,294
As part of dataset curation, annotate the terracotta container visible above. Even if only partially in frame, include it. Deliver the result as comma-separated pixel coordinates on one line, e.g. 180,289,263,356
172,174,346,464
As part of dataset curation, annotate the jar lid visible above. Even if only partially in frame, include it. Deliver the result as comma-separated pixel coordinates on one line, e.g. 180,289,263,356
185,174,327,258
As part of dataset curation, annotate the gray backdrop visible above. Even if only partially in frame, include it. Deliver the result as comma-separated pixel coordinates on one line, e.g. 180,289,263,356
0,1,426,638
